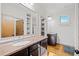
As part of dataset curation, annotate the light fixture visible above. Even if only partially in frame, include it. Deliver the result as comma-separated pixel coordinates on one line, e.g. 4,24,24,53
47,16,55,25
47,16,52,21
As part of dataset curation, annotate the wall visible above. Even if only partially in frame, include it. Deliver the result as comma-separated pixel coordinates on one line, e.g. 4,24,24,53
34,4,47,36
47,5,75,47
74,3,79,49
78,4,79,49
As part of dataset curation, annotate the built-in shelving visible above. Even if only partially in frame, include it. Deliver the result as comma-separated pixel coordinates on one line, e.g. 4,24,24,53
27,14,31,34
41,17,45,36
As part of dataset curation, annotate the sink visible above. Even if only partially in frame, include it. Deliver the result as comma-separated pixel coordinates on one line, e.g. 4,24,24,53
12,41,31,46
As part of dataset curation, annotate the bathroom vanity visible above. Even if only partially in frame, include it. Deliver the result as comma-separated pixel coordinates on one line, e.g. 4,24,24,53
0,35,47,56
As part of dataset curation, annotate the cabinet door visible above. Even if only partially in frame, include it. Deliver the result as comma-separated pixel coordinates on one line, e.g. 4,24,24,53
40,39,47,56
30,44,38,52
29,48,39,56
41,39,47,49
10,48,28,56
29,42,40,56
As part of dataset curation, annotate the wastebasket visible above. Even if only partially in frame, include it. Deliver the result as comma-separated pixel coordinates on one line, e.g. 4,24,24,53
47,33,57,46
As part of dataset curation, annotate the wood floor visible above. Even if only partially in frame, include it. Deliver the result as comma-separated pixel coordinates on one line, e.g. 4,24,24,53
47,44,73,56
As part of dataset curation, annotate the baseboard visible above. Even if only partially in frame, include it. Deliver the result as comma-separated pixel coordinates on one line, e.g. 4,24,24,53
57,42,74,48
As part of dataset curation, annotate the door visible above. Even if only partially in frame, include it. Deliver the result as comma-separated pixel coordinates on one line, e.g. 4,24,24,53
16,20,24,36
1,15,14,37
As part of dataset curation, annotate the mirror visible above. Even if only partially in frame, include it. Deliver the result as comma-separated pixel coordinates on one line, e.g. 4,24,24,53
1,15,14,37
16,19,24,36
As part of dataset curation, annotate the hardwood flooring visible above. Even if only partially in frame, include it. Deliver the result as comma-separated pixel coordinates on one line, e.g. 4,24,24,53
47,44,73,56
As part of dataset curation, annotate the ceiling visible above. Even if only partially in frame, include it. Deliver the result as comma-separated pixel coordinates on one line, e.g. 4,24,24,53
34,3,75,16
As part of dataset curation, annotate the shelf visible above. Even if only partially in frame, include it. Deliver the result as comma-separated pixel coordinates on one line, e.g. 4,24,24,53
26,14,31,34
41,18,45,36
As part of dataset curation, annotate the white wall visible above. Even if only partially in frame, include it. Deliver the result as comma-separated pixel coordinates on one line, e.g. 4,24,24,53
47,5,75,47
34,4,47,18
74,3,79,49
77,4,79,49
34,4,47,36
73,4,79,49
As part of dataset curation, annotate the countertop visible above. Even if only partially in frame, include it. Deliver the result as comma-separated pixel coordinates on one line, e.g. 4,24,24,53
0,35,47,56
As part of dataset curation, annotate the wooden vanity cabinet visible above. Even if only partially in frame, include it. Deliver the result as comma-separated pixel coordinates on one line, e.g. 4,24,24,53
28,42,40,56
40,39,47,49
10,38,47,56
40,39,47,55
